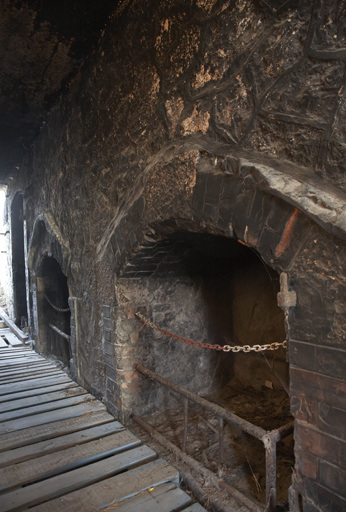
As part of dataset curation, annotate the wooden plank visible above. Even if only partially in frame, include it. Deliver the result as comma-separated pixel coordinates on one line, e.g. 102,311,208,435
0,393,96,422
0,369,63,384
2,331,23,347
29,459,179,512
0,421,124,468
109,483,191,512
181,503,208,511
0,399,106,434
0,410,114,452
0,381,77,403
0,355,51,365
0,354,40,362
0,363,57,378
1,445,156,512
0,366,61,380
0,374,72,396
0,359,49,369
0,353,39,361
0,337,8,348
0,429,142,492
0,306,28,341
0,386,86,413
0,349,33,358
0,359,45,369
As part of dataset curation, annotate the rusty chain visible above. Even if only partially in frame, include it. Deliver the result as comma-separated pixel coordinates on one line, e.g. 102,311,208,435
135,312,287,353
45,294,70,313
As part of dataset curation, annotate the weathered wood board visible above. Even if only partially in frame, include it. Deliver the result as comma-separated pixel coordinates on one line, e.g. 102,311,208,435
0,400,106,434
0,429,142,492
0,393,96,422
0,410,114,452
27,459,180,512
1,445,157,511
0,374,72,396
0,386,86,413
0,421,124,468
107,482,192,512
1,331,24,347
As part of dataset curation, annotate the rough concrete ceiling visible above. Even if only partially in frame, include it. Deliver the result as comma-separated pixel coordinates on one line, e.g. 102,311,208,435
0,0,117,183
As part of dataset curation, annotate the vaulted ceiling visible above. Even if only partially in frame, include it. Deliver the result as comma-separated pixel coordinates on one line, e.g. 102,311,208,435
0,0,116,183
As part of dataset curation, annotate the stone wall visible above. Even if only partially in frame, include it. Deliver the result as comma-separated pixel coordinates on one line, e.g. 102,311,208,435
12,0,346,510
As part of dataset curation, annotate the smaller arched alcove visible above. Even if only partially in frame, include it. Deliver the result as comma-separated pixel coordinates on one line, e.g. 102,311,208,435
11,193,28,327
36,255,71,367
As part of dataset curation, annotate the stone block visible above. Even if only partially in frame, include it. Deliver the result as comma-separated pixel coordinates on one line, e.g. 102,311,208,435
104,340,114,355
192,172,207,217
102,305,111,318
295,421,346,471
103,329,112,342
316,346,346,381
103,317,114,330
205,174,223,205
105,363,117,381
317,403,346,440
204,202,218,223
216,203,233,233
320,460,346,499
265,198,294,234
288,340,317,372
257,226,281,264
104,352,116,367
305,480,346,512
290,368,346,412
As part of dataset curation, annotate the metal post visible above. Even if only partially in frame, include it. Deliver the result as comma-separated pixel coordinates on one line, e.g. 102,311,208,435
218,416,224,477
263,433,278,512
182,398,188,453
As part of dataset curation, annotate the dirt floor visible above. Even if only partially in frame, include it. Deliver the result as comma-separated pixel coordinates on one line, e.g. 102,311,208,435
137,380,294,509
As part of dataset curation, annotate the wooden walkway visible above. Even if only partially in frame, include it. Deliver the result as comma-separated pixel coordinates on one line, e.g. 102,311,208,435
0,331,206,512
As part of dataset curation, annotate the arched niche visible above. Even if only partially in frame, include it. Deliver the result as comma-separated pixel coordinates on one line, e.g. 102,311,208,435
27,215,71,367
36,255,71,367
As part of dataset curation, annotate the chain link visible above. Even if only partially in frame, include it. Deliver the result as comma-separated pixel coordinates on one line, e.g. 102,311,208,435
135,312,287,353
45,294,70,313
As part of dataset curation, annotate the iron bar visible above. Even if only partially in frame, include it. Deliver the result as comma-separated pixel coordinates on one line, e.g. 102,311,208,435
274,420,294,440
48,323,71,341
218,416,224,477
135,363,267,440
182,398,188,453
263,433,277,512
132,414,263,512
197,413,218,433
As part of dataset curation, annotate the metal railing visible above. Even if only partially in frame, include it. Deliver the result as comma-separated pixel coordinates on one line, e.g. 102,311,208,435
134,363,293,512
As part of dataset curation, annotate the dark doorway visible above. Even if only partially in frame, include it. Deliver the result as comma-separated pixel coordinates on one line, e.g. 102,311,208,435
37,256,71,367
11,194,28,328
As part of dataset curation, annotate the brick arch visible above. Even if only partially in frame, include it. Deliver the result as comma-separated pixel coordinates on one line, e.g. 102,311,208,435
28,213,70,274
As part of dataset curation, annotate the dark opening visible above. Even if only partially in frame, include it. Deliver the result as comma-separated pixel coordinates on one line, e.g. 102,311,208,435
11,194,28,328
120,231,293,506
37,256,71,367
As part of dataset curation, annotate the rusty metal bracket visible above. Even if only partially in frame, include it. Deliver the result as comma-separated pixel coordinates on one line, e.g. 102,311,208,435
277,273,296,313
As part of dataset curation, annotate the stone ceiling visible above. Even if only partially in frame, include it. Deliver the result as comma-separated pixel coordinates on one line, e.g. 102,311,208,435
0,0,117,183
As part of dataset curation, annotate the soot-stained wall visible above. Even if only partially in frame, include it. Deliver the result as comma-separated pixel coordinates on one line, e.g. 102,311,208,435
9,1,346,511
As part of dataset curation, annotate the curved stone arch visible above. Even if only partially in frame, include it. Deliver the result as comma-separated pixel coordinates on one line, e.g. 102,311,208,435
118,170,313,281
110,145,344,279
28,213,71,274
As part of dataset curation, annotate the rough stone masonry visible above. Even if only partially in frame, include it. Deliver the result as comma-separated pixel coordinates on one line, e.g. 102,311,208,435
6,1,346,511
